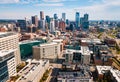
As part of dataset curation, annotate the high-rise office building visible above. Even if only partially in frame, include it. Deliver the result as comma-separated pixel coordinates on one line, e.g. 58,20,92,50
62,13,66,21
80,13,89,30
46,15,50,24
54,20,59,30
40,11,44,20
66,19,70,25
75,12,80,29
45,15,50,29
31,15,38,27
59,21,66,32
17,20,27,31
50,18,55,33
54,14,58,20
84,13,89,22
39,20,45,31
0,50,17,82
80,17,84,25
0,32,21,65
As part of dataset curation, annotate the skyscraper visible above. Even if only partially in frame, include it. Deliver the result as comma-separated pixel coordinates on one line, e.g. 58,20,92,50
17,20,27,31
84,13,89,22
39,20,45,31
83,13,89,30
54,20,59,30
66,19,70,25
50,18,55,33
40,11,44,20
62,13,66,21
46,15,50,24
59,21,66,32
31,15,38,27
54,14,58,20
80,13,89,30
75,12,80,29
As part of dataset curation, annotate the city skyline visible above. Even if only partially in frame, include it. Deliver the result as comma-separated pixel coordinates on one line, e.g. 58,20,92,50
0,0,120,20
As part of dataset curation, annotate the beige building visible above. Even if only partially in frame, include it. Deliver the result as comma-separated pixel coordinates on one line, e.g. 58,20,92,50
16,59,49,82
64,46,92,64
0,32,21,65
33,42,60,61
0,50,17,82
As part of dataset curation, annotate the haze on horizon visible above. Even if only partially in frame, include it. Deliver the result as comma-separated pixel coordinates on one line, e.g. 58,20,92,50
0,0,120,21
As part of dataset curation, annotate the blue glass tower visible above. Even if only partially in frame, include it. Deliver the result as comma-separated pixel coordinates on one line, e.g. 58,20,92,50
75,12,80,30
54,14,58,20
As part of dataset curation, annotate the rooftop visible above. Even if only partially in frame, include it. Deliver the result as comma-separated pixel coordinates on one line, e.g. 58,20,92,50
65,46,93,56
19,40,42,44
58,65,92,80
0,32,15,38
52,39,63,42
96,66,111,74
37,42,57,47
96,66,120,82
17,59,49,82
81,38,101,44
0,49,16,57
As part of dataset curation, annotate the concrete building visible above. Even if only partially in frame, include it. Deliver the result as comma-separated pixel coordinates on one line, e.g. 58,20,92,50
39,20,45,31
59,21,66,32
75,12,80,29
58,68,93,82
50,18,55,33
0,50,17,82
40,11,44,20
96,66,120,82
54,20,59,30
0,32,21,65
33,42,60,62
17,59,49,82
62,13,66,21
57,72,93,82
52,39,64,56
17,20,27,31
31,15,38,27
19,40,45,58
64,46,92,64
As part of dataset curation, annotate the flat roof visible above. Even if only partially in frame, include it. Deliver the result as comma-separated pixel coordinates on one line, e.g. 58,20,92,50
96,66,111,74
53,39,63,42
19,40,42,44
17,60,49,82
58,71,91,79
81,38,101,43
96,66,120,82
0,49,16,57
110,68,120,82
39,42,57,47
65,46,92,55
0,32,15,38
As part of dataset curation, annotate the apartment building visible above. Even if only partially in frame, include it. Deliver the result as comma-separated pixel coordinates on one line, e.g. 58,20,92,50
33,42,60,62
0,50,17,82
64,46,93,64
0,32,21,65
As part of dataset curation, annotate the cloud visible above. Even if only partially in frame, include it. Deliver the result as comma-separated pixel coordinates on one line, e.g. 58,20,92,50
0,0,19,4
42,0,66,2
36,3,63,6
42,0,76,3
